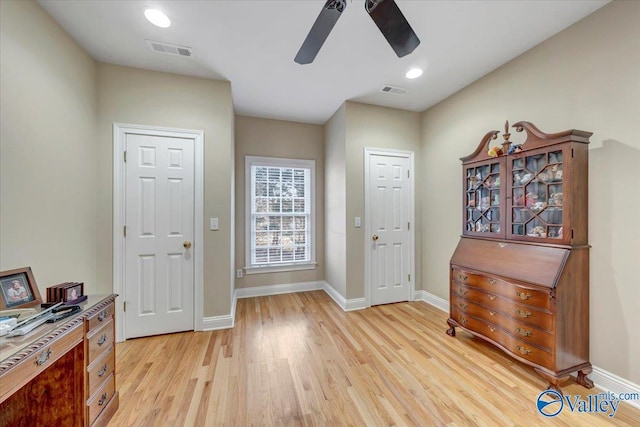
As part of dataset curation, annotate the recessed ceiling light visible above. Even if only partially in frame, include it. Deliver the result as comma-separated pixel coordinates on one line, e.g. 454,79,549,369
144,9,171,28
405,68,423,79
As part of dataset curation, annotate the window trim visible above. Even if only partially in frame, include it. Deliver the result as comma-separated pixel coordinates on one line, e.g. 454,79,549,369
244,155,316,274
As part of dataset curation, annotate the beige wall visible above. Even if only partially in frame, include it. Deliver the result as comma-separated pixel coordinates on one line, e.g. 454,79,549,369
324,105,348,297
97,64,235,318
420,1,640,383
344,102,422,300
234,115,324,288
0,0,98,293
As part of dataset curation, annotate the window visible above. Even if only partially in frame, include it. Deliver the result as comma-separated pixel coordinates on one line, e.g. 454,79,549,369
245,156,315,273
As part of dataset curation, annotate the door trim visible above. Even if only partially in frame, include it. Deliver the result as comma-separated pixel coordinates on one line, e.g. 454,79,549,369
363,147,415,307
113,123,204,342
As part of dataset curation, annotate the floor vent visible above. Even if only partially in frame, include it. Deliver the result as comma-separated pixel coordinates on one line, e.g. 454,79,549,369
146,40,194,58
380,85,407,95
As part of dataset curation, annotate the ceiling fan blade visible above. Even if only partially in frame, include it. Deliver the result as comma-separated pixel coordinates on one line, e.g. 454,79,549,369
295,0,346,65
365,0,420,58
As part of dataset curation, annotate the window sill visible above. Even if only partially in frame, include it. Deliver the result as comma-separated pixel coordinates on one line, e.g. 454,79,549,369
244,263,317,275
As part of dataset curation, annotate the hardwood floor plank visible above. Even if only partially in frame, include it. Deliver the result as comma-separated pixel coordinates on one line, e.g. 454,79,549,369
108,291,640,426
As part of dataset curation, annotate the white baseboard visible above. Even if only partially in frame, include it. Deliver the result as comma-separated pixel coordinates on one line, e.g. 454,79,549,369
202,313,234,331
322,281,367,311
590,366,640,410
414,290,449,312
416,291,640,409
235,281,324,299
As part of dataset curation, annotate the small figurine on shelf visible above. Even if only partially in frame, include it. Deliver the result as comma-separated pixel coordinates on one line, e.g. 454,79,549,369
480,196,490,210
528,226,547,238
468,199,476,207
551,164,563,180
549,192,563,206
514,193,525,207
520,173,532,184
525,192,538,208
485,176,494,187
513,172,521,184
508,144,523,154
494,176,500,188
487,146,504,157
531,201,547,211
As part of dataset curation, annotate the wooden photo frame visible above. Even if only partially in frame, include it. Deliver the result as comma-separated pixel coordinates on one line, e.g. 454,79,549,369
0,267,42,309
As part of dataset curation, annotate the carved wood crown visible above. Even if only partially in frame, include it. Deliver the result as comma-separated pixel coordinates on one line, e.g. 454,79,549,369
460,121,593,163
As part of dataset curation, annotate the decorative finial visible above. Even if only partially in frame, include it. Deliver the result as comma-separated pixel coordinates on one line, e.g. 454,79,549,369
502,120,512,154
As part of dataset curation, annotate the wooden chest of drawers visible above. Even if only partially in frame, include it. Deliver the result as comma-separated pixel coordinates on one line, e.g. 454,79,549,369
447,238,592,392
85,299,118,426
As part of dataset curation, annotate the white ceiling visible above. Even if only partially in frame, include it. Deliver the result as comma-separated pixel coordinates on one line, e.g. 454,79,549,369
38,0,608,124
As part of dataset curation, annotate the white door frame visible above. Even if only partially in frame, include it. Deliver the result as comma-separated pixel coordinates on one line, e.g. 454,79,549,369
113,123,204,342
363,147,415,307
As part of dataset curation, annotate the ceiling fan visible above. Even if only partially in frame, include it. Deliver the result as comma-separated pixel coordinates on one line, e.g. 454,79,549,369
295,0,420,65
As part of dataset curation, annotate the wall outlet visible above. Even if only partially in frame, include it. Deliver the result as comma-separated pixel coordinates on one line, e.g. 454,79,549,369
236,268,243,278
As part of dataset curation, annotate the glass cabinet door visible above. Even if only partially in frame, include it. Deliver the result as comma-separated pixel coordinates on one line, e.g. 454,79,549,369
508,148,565,241
464,161,503,237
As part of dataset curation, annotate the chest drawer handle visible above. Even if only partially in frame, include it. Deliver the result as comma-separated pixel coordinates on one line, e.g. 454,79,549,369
489,279,496,285
97,334,108,346
98,310,108,322
516,327,532,337
458,288,467,296
516,344,532,355
488,326,496,332
516,309,531,318
489,311,496,316
459,274,468,281
459,317,467,325
517,291,531,300
98,392,109,406
35,348,52,366
488,294,496,301
458,302,468,310
98,364,109,377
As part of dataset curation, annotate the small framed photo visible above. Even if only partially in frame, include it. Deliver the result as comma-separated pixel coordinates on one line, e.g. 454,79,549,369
0,267,43,310
65,283,84,302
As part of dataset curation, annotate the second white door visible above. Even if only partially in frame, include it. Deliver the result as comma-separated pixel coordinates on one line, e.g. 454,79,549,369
124,132,195,338
367,153,412,305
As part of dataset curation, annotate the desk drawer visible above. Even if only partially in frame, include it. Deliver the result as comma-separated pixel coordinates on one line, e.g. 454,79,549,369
88,345,115,399
88,373,115,425
452,268,551,310
86,302,114,333
87,319,114,365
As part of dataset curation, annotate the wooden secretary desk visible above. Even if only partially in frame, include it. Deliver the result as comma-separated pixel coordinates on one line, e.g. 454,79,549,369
0,294,118,426
446,121,593,393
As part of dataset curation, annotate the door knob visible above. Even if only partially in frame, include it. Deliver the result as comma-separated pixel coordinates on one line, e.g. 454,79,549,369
183,241,192,249
372,235,379,241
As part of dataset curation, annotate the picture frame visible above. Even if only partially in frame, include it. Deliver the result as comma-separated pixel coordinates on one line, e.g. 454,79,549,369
0,267,43,310
65,282,84,303
46,281,85,304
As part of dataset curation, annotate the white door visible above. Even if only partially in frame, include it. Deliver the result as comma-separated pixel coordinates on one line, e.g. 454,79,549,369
124,133,195,338
367,153,412,305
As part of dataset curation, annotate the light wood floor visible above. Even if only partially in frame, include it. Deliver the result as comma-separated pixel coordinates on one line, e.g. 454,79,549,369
108,291,639,426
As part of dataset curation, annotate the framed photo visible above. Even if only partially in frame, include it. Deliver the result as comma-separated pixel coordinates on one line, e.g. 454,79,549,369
0,267,43,310
65,282,84,302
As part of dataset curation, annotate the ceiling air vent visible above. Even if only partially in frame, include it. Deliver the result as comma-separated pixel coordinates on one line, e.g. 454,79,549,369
146,40,194,58
380,85,407,95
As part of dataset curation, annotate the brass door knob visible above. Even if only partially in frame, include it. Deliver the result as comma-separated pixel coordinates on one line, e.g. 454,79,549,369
372,235,379,241
183,241,192,249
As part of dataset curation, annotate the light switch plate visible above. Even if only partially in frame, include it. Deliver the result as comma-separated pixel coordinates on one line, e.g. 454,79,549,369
355,217,361,228
210,217,219,230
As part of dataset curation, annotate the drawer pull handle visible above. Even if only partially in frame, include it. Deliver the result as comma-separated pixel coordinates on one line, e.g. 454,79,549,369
458,302,468,310
460,274,468,281
98,392,108,406
489,279,496,285
98,364,108,377
459,288,467,296
98,310,107,322
460,317,467,325
516,327,532,337
98,334,108,346
488,295,496,301
35,349,52,366
517,291,531,300
516,344,532,355
488,326,495,332
489,311,496,316
516,309,531,318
